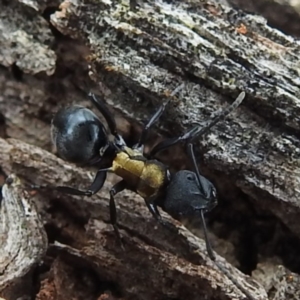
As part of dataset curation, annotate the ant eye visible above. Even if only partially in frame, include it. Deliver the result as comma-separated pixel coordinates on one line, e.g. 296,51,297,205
187,174,194,181
211,188,217,198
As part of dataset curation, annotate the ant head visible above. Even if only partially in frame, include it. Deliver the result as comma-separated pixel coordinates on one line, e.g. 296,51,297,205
51,105,109,165
163,170,217,220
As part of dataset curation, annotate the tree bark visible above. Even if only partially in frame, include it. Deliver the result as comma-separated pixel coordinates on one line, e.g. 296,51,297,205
0,138,267,300
0,174,48,300
227,0,300,38
1,0,300,300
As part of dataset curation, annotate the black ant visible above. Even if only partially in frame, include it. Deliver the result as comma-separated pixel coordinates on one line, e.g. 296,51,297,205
34,87,253,298
49,85,244,242
51,85,245,246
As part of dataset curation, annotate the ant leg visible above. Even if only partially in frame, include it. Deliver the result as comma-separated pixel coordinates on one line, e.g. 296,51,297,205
145,197,176,231
31,169,108,196
186,141,217,259
109,180,127,247
88,93,125,145
144,200,163,224
199,208,216,260
200,206,257,300
135,103,168,150
149,91,245,157
135,83,185,150
186,143,208,196
187,144,256,300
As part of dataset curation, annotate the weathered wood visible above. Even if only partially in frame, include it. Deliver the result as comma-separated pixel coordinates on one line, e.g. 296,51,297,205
1,0,300,239
48,0,300,240
0,0,56,74
227,0,300,38
1,0,300,299
0,138,267,300
0,174,48,299
253,263,300,300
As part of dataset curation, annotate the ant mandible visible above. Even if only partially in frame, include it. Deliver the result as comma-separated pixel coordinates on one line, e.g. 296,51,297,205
34,86,250,297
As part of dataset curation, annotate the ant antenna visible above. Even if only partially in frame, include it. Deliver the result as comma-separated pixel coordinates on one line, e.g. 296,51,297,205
136,83,185,148
189,149,256,300
170,83,185,97
187,143,216,259
186,91,246,143
185,92,255,299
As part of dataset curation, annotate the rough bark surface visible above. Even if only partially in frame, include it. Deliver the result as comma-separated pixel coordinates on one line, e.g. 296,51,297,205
0,138,268,300
0,174,48,299
227,0,300,38
1,0,300,300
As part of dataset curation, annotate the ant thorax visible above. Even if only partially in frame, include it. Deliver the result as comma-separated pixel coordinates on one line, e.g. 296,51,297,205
110,146,169,199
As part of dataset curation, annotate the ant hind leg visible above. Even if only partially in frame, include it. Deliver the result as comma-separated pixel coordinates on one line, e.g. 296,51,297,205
109,180,127,249
30,169,108,196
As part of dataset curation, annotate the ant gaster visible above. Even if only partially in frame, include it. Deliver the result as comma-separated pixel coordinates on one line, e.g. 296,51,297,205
36,87,253,298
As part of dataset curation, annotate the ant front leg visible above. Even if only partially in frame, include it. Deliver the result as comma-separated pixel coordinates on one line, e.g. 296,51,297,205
145,196,177,232
31,169,107,196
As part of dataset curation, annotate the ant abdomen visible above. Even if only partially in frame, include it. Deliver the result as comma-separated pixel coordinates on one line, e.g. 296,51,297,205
51,105,108,165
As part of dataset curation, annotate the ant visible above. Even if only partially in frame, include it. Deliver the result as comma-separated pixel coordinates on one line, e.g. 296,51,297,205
49,85,244,244
34,86,253,298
